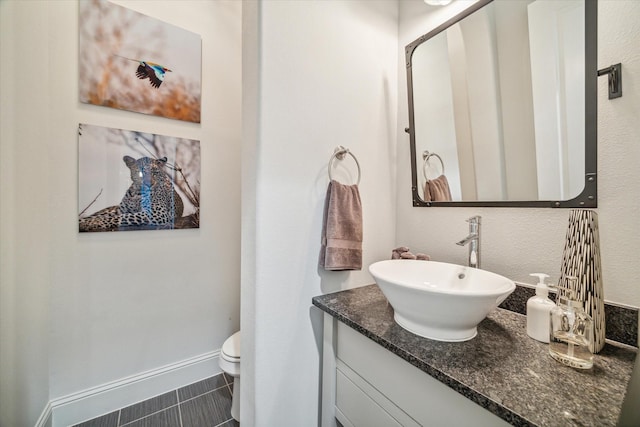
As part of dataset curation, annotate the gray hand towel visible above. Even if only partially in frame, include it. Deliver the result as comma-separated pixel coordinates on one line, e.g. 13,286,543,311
319,180,363,271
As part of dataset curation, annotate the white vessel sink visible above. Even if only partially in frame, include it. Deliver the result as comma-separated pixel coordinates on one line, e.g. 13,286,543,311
369,260,515,342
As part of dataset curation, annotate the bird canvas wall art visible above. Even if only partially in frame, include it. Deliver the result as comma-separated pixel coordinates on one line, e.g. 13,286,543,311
79,0,202,123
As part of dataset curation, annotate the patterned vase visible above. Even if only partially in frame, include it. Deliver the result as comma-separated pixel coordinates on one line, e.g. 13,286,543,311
559,209,605,353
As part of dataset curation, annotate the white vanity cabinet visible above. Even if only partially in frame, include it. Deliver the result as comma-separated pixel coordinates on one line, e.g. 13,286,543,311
321,314,510,427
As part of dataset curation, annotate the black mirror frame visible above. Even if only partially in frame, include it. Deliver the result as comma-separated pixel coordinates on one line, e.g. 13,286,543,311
405,0,597,208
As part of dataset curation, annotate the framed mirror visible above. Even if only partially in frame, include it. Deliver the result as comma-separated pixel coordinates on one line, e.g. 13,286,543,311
406,0,597,207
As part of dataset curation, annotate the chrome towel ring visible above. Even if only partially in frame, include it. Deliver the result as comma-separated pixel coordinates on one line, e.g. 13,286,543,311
328,146,361,185
422,150,445,180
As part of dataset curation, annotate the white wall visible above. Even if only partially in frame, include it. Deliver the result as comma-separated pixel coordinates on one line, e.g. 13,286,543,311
243,1,398,424
0,1,241,425
0,2,51,426
397,0,640,309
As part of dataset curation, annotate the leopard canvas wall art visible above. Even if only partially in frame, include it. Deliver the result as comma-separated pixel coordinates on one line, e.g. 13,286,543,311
78,123,200,232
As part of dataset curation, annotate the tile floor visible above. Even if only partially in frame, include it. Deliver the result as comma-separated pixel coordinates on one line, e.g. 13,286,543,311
72,373,238,427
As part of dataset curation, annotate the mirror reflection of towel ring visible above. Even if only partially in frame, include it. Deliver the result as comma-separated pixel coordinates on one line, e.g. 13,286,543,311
328,146,361,185
423,150,445,180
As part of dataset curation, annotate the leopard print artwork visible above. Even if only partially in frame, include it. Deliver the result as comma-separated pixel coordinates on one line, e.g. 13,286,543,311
79,156,184,232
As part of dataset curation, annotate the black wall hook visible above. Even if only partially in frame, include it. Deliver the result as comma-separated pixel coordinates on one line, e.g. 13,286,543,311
597,63,622,99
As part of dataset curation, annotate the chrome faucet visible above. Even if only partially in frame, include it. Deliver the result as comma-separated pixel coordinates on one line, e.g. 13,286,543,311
456,216,481,268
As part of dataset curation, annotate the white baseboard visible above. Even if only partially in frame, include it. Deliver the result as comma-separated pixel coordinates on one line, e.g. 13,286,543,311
35,401,52,427
45,350,220,427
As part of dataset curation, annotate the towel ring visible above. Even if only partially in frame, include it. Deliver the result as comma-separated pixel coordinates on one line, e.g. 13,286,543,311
422,150,445,180
328,146,361,185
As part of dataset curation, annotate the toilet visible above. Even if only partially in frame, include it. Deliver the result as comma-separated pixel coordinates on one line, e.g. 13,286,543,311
219,331,241,422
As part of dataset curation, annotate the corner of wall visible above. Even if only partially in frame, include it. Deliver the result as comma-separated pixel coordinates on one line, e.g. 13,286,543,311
240,0,259,425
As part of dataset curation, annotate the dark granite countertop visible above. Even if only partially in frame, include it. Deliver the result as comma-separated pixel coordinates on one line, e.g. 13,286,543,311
312,284,637,427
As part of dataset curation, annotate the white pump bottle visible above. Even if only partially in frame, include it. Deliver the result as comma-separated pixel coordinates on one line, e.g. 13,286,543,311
526,273,555,343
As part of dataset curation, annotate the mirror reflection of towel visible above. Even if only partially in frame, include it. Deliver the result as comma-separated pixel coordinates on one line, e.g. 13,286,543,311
319,180,363,271
423,175,452,202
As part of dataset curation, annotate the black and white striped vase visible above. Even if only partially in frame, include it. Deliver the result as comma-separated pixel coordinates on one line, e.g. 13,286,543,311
559,209,605,353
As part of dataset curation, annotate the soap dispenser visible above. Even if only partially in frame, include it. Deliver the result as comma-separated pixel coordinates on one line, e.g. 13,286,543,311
526,273,555,343
549,277,594,369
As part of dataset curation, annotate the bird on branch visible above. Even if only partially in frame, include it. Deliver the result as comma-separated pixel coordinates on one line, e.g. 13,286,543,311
113,54,172,88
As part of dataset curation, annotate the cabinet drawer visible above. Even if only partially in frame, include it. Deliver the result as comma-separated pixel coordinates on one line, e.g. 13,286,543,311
336,322,510,427
336,369,403,427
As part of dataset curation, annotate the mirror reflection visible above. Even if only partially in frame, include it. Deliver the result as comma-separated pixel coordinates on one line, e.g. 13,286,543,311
406,0,596,207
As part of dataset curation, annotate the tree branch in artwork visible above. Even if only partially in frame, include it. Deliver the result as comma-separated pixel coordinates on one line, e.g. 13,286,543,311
78,188,104,217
